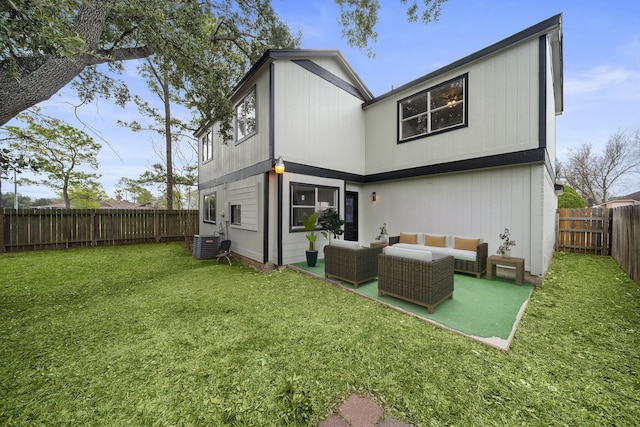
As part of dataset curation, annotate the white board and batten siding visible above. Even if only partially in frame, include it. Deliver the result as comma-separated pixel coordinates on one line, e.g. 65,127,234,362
364,37,541,175
362,165,555,275
273,59,367,175
199,175,266,263
198,70,271,186
280,172,346,266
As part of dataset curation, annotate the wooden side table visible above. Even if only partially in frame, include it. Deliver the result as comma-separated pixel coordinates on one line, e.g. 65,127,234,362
487,255,525,285
370,241,388,248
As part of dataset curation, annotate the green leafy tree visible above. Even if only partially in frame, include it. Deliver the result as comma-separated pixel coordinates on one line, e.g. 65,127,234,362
0,147,34,204
137,163,197,209
68,182,108,208
31,197,56,207
335,0,448,56
558,185,586,208
116,178,154,205
0,0,450,128
118,57,198,209
1,192,32,209
0,0,299,130
5,109,102,209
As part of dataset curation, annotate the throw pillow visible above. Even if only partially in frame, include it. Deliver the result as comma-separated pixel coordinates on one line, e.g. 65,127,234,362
399,232,418,244
454,237,480,252
424,234,446,247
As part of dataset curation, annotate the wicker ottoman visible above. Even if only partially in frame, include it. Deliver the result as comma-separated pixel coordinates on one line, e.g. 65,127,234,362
378,253,454,313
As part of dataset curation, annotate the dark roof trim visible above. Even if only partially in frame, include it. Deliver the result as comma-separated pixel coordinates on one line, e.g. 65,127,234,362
364,14,562,107
364,148,547,183
538,35,547,149
292,59,367,101
199,148,547,190
229,49,373,101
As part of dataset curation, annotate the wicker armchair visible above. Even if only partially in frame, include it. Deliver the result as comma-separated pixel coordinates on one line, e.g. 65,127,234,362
324,244,384,287
378,253,454,313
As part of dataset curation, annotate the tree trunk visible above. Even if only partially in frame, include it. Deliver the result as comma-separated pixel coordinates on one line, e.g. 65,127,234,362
163,74,174,210
0,0,150,126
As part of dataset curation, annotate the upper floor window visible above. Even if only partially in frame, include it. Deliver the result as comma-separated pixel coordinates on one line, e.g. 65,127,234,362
203,193,216,223
290,183,338,231
201,131,212,162
398,74,467,143
235,86,256,142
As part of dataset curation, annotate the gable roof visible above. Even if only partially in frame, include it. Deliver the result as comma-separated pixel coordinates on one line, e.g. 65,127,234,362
229,49,374,102
363,14,563,112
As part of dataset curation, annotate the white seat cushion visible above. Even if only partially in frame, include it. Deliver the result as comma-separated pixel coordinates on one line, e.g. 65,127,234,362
383,246,432,262
329,239,361,249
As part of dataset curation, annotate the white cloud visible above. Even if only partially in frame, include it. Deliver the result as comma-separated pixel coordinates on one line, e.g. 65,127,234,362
565,65,640,96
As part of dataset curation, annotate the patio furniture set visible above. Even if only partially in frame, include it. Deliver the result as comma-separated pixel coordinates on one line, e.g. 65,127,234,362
324,232,523,313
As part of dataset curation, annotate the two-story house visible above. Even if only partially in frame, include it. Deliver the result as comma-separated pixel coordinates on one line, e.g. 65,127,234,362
196,14,563,278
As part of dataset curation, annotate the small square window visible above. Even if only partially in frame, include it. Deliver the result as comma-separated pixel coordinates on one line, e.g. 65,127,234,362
231,204,241,225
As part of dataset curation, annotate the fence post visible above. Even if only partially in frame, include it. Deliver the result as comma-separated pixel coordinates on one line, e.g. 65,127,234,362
555,210,560,251
0,209,5,253
154,210,160,242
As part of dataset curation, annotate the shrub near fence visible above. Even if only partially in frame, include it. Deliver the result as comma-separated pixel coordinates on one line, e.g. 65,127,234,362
0,209,198,253
611,205,639,285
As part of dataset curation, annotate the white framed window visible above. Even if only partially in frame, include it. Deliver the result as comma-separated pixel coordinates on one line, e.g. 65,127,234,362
230,204,241,225
235,86,256,142
203,193,216,223
290,183,338,231
398,74,467,142
201,131,212,162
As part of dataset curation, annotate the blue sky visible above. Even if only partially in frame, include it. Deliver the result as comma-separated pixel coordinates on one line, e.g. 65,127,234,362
7,0,640,200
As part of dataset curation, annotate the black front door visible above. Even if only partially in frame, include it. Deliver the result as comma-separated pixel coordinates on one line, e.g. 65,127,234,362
344,191,358,241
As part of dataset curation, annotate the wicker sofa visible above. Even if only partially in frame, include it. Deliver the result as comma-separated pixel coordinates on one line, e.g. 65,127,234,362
378,248,455,313
389,232,488,278
324,240,384,287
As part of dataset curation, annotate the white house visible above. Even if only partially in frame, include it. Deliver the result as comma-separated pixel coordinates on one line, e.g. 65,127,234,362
196,14,563,278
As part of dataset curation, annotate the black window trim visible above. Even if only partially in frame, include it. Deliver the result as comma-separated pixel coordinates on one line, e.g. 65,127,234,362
289,182,340,232
234,85,257,145
203,192,216,224
397,73,469,144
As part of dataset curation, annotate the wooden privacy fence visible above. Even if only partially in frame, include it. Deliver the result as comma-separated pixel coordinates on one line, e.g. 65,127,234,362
611,205,639,285
0,209,198,253
556,208,610,255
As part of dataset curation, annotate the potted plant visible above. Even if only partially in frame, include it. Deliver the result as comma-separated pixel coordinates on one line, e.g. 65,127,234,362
374,223,388,242
497,228,516,257
319,208,345,242
300,211,327,267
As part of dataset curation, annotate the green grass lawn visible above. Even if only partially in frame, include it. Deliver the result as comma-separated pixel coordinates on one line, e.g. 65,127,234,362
1,244,638,426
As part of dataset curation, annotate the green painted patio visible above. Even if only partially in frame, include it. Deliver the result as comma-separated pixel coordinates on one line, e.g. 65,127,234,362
290,259,534,351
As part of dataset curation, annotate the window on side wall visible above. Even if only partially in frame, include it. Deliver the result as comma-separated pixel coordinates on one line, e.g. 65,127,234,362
290,183,339,231
398,74,467,143
203,193,216,223
235,86,256,143
202,131,213,162
231,204,241,225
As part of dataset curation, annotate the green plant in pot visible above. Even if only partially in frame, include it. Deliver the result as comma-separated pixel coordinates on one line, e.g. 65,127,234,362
300,211,327,267
319,208,345,242
497,228,516,257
